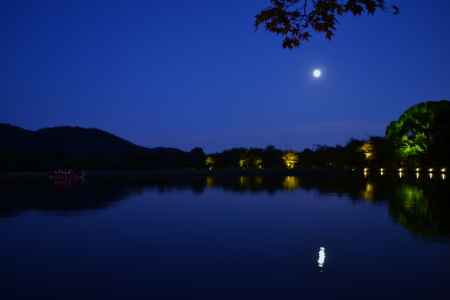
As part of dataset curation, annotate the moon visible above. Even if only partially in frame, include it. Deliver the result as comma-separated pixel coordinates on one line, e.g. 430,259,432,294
312,68,322,79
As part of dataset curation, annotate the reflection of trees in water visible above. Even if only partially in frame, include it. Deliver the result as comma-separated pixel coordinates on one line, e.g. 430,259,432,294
361,183,375,202
283,176,300,190
300,175,450,240
0,184,145,218
205,174,450,240
2,174,449,240
301,175,450,240
389,184,450,240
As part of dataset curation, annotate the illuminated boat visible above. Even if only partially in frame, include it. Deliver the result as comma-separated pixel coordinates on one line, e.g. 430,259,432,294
48,169,85,184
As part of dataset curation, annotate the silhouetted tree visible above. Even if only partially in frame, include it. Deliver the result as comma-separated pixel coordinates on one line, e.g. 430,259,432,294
344,139,366,167
367,136,395,167
262,145,284,168
256,0,399,48
190,147,206,169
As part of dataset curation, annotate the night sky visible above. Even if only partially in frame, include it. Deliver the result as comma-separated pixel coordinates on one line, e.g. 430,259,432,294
3,0,450,152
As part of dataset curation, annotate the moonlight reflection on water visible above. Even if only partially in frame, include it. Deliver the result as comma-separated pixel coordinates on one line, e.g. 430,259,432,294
318,247,326,270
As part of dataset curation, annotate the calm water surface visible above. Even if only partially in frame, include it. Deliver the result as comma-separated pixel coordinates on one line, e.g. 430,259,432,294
1,174,450,299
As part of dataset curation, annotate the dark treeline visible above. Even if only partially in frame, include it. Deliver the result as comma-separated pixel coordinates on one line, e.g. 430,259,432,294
208,100,450,171
1,100,449,172
205,137,391,171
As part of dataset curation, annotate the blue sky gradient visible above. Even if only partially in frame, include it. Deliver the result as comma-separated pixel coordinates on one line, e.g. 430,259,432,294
3,0,450,151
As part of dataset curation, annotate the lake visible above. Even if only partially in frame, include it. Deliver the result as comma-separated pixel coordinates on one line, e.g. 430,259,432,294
1,172,450,299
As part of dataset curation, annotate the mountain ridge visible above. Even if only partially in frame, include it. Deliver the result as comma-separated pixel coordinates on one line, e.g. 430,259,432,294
0,123,203,171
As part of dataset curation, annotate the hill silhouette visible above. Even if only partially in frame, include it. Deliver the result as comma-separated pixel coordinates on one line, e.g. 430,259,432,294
0,124,203,171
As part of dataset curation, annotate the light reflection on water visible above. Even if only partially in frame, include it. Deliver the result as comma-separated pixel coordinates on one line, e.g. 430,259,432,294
283,176,300,190
362,182,375,201
239,176,250,187
1,174,450,298
1,173,448,241
317,247,326,270
206,176,215,188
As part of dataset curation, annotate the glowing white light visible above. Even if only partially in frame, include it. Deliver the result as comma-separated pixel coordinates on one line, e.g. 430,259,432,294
428,168,434,172
429,173,434,179
399,171,404,179
363,168,369,178
317,247,326,269
313,69,322,79
442,174,447,180
416,168,421,172
442,168,447,173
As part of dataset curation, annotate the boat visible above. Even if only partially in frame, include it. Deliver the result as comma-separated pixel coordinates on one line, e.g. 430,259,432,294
48,169,85,185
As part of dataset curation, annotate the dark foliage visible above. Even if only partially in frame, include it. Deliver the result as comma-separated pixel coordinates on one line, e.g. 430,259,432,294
256,0,399,48
209,146,285,170
298,137,394,169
